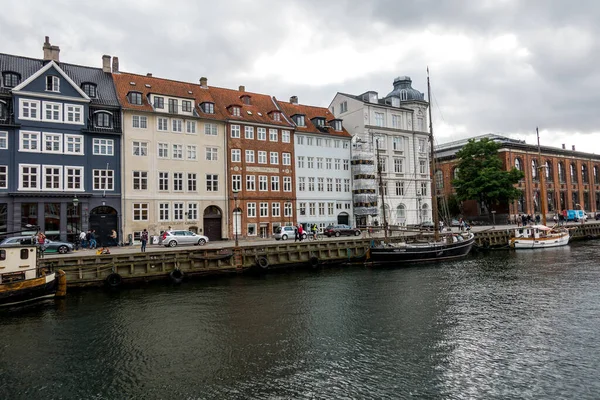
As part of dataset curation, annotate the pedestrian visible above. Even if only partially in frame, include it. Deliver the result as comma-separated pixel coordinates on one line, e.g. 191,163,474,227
311,223,318,240
521,214,527,226
79,230,87,249
110,229,117,246
535,214,540,224
298,224,304,241
294,225,299,242
140,228,149,252
89,230,97,249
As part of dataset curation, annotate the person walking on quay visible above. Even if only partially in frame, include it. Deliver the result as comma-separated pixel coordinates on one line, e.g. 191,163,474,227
311,223,318,240
140,229,149,252
110,229,118,246
79,230,87,249
298,224,304,241
294,224,299,242
89,230,97,249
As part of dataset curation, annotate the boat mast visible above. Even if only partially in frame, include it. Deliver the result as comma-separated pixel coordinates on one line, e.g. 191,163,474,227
376,138,389,241
537,127,547,225
427,68,440,241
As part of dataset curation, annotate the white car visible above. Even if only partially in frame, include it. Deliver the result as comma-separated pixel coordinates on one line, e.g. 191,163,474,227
274,226,306,240
161,230,209,247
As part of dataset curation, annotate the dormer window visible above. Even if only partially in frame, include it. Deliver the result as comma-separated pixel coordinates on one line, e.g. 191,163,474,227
46,75,60,92
81,83,97,98
400,89,408,101
154,96,164,109
94,111,113,128
201,102,214,114
231,106,241,116
332,120,342,131
272,111,281,121
0,100,7,121
128,92,142,105
294,115,305,126
391,97,400,107
2,72,21,88
168,98,178,114
182,100,192,112
241,95,251,105
312,117,325,127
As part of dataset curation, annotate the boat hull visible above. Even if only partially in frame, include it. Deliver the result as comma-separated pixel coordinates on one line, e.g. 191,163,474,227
0,273,58,307
368,235,475,265
510,233,570,249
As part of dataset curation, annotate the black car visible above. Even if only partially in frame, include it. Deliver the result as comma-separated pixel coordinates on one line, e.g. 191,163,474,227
323,224,361,237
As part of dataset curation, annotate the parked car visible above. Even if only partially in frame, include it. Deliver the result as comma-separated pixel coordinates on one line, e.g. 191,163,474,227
161,230,209,247
323,224,361,237
0,236,74,254
418,221,435,231
274,226,306,240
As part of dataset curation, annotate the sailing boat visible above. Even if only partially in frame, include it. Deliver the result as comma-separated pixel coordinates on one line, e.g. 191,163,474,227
367,70,475,264
509,128,570,249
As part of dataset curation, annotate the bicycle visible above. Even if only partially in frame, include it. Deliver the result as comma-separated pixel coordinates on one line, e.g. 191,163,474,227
307,232,324,241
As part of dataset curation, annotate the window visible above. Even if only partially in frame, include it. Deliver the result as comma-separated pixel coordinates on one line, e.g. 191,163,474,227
335,178,341,192
340,101,348,113
2,72,20,88
231,106,241,116
297,135,304,145
20,100,40,120
231,125,240,138
299,177,306,191
419,159,427,174
531,159,539,180
94,112,111,128
232,175,241,192
66,135,84,154
436,170,444,188
317,178,324,191
259,175,268,191
318,203,325,216
307,157,314,169
158,172,169,191
271,176,280,191
186,121,196,134
43,132,62,153
295,115,305,126
378,157,386,173
20,131,40,152
204,123,217,135
82,83,96,98
159,203,170,221
19,164,39,189
420,182,428,196
570,163,578,183
187,173,197,191
394,158,403,173
258,151,267,164
316,157,323,169
297,156,305,168
272,112,281,121
133,141,148,156
187,203,198,220
328,203,334,215
257,127,266,140
66,105,83,124
172,119,183,132
206,147,218,161
231,149,241,162
173,203,184,220
46,75,60,92
187,145,197,160
133,203,149,221
283,176,292,192
158,143,169,158
247,202,256,217
282,130,290,143
392,137,404,151
246,175,255,191
182,100,192,112
335,159,340,170
269,129,278,142
201,102,214,114
272,202,280,217
282,153,291,165
245,126,254,139
392,115,401,129
93,169,114,191
157,117,168,131
284,202,292,217
173,172,183,191
309,203,315,216
418,139,426,153
316,138,322,146
154,96,164,109
344,179,350,192
307,137,313,146
172,144,183,159
43,102,62,122
396,204,406,220
270,152,279,164
133,115,147,128
65,166,83,190
395,182,404,196
327,178,333,192
260,202,268,217
308,177,315,191
168,99,178,114
42,165,62,190
374,112,384,127
128,92,142,105
246,150,255,163
93,138,114,155
133,171,148,190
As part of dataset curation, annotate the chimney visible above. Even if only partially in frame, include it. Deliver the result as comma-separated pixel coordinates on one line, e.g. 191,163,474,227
290,95,298,104
112,56,119,73
239,85,245,92
102,55,111,73
146,73,152,77
562,144,565,149
199,77,208,88
42,36,60,62
572,145,576,151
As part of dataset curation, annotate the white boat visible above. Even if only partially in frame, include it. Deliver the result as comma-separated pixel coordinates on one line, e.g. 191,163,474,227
509,224,570,249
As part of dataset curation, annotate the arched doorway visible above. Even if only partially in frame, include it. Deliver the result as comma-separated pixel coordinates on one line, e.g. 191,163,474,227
203,206,223,241
337,212,349,225
89,205,118,247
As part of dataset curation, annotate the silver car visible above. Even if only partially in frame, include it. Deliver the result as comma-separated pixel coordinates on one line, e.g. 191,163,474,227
0,236,74,254
161,230,209,247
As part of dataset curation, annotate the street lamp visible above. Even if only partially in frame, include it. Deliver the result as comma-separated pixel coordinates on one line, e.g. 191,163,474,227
72,196,79,246
233,191,239,247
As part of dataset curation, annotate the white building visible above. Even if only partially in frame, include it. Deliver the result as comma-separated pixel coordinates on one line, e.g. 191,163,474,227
329,76,432,227
277,96,353,230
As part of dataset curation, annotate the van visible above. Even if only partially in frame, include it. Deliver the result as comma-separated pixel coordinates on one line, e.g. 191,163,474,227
566,210,587,222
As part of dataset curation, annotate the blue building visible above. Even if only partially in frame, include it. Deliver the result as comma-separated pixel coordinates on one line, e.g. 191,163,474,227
0,37,122,245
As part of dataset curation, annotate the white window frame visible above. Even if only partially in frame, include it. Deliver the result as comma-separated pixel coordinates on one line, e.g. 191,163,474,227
257,151,267,164
187,203,198,221
282,130,290,143
259,175,268,191
245,126,254,139
260,202,268,217
282,153,291,165
133,141,148,156
232,175,242,192
19,99,40,121
43,132,62,154
19,164,39,190
172,119,183,133
64,134,84,155
157,117,169,131
283,176,292,192
231,125,240,138
158,202,170,221
133,203,149,221
133,115,148,129
172,144,183,160
270,152,279,165
93,169,114,191
157,142,169,158
231,149,241,163
0,131,7,149
271,176,280,191
133,170,148,191
187,173,197,192
245,150,255,163
43,102,63,122
247,202,256,217
246,175,256,191
19,131,40,152
204,123,218,136
186,120,197,134
42,164,63,191
269,129,278,142
0,165,7,189
173,202,184,221
93,138,114,156
186,145,197,160
257,127,266,141
206,147,218,161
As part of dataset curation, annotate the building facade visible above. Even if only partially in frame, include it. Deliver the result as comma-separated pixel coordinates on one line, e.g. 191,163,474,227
329,76,431,228
0,37,122,243
277,96,353,230
112,70,228,243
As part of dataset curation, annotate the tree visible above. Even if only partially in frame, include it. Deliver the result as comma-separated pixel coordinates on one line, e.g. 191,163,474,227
452,138,524,218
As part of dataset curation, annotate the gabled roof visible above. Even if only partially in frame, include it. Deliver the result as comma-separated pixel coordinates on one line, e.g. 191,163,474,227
13,60,90,100
112,72,225,119
0,53,120,107
276,100,351,138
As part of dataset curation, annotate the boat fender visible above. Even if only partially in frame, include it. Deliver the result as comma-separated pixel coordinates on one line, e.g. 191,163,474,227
55,269,67,298
169,269,184,284
256,256,269,269
309,256,319,269
106,273,123,288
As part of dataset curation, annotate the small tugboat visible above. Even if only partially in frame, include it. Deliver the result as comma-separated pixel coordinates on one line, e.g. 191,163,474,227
0,240,67,307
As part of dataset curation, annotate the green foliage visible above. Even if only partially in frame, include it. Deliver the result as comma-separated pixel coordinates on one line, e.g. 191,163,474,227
452,138,524,213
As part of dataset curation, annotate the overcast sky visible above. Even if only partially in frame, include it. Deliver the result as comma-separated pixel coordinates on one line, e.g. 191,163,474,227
3,0,599,152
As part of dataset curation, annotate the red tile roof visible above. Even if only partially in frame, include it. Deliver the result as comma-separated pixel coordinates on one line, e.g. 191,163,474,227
276,100,352,138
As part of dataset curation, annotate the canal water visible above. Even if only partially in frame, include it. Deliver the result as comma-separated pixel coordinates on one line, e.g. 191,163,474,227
2,242,600,399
